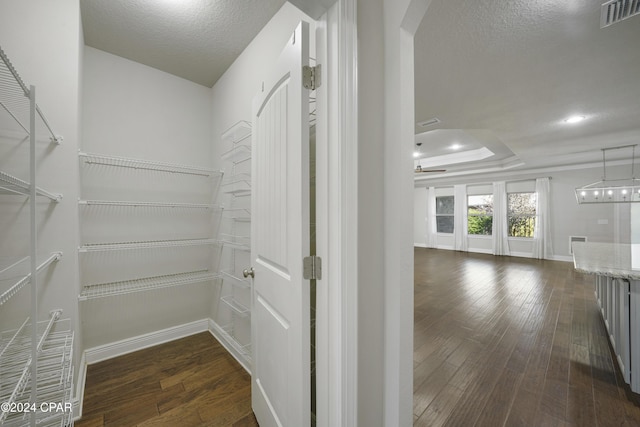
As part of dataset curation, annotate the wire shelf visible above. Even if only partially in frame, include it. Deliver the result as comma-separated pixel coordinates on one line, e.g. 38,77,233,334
0,252,62,307
0,45,62,144
0,312,73,426
0,171,62,201
220,270,251,289
222,173,251,197
221,234,250,252
79,199,221,210
219,323,251,357
220,144,251,165
222,207,251,222
78,238,221,253
221,120,251,144
79,270,221,300
79,151,222,178
221,295,250,317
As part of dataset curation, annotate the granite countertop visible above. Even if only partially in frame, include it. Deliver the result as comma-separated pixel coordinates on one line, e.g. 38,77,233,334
572,242,640,280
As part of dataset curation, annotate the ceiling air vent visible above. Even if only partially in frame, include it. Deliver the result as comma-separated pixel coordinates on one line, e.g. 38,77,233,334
417,118,440,128
601,0,640,28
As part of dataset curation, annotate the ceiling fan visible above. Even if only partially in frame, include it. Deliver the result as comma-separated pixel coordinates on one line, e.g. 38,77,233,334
415,165,446,173
413,142,446,173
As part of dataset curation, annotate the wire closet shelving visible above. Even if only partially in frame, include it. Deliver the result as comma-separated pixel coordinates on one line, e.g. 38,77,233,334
77,148,224,300
1,44,72,427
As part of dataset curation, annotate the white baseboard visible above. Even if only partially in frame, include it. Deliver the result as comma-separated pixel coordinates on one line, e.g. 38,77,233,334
73,352,87,421
83,319,209,365
208,319,251,374
551,254,573,263
509,251,533,258
468,248,493,255
436,245,454,250
414,243,428,248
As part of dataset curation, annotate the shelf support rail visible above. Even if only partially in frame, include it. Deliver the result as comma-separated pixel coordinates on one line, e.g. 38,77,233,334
0,171,63,202
0,317,30,360
0,252,62,307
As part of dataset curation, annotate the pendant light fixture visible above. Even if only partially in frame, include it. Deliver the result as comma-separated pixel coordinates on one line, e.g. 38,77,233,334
575,144,640,204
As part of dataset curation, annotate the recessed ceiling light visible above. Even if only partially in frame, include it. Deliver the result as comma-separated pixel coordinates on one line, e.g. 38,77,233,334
450,143,461,150
564,115,586,124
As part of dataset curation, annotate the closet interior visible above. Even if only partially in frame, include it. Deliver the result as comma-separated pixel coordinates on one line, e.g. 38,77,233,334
0,46,74,427
211,121,252,372
77,152,224,301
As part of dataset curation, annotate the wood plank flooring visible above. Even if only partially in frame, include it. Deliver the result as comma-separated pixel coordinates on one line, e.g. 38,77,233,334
75,332,257,427
413,248,640,426
76,249,640,426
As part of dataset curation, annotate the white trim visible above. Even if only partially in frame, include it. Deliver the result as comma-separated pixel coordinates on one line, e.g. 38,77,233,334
423,246,576,263
72,352,87,422
414,243,428,248
414,157,635,186
208,319,251,374
509,251,534,259
508,236,535,242
468,234,493,240
551,254,574,263
338,0,359,425
83,319,209,364
469,248,493,255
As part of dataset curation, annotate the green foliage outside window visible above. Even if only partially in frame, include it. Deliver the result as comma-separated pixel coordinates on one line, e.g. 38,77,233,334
467,195,493,235
468,209,493,235
508,193,536,237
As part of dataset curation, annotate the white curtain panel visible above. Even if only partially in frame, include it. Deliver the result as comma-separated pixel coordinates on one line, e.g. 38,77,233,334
454,184,468,251
492,181,511,256
533,177,553,259
426,186,437,248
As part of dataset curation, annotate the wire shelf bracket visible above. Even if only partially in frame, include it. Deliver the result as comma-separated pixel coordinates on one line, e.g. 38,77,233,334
0,252,62,307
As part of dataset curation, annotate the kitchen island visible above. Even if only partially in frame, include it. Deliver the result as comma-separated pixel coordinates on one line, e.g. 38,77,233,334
573,241,640,393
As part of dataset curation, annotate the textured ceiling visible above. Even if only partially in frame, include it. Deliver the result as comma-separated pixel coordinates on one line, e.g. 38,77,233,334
81,0,287,88
414,0,640,178
80,0,640,175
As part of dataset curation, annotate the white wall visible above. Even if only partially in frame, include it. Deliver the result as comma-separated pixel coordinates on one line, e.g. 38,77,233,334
80,47,216,349
0,0,83,397
210,2,314,168
414,164,631,260
82,47,213,165
358,0,386,423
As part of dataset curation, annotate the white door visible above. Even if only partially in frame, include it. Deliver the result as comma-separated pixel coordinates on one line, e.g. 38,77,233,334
250,21,311,427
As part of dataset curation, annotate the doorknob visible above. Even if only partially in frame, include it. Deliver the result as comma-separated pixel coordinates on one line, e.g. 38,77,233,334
243,267,255,278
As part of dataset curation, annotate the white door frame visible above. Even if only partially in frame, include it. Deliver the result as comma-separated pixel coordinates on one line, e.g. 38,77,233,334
293,1,432,425
314,1,359,426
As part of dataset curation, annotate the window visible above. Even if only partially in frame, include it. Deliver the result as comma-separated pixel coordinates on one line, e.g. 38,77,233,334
467,195,493,235
435,196,454,233
508,192,536,237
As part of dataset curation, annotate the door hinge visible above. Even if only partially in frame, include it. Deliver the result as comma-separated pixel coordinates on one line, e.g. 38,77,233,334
302,65,321,90
303,255,322,280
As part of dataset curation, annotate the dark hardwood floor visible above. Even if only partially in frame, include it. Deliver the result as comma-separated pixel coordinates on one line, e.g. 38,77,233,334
76,249,640,426
75,332,257,427
413,248,640,426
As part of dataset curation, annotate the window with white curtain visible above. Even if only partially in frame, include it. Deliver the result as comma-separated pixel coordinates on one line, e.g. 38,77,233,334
467,194,493,235
507,192,537,238
435,196,454,233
